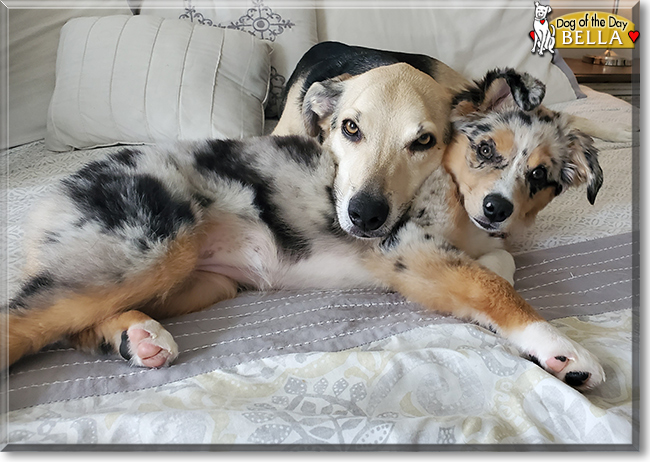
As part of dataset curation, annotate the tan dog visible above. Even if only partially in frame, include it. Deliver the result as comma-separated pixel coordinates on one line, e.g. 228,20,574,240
277,62,453,239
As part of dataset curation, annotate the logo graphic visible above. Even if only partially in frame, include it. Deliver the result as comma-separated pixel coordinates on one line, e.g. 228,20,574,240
530,1,555,55
528,5,638,50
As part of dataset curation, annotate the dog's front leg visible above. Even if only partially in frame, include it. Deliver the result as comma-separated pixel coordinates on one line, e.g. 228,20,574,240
364,244,605,390
477,249,516,286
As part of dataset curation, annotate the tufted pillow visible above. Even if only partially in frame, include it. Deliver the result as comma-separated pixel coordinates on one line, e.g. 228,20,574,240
46,15,271,151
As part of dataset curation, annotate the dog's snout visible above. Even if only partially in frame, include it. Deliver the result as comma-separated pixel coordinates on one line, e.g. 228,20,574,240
483,194,513,223
348,192,390,233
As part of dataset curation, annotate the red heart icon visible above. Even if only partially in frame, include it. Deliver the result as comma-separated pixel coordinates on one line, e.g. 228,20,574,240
540,19,545,24
529,30,535,40
629,30,639,43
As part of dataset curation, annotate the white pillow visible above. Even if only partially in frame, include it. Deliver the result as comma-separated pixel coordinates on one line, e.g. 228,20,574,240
46,15,271,151
315,6,581,106
139,0,318,118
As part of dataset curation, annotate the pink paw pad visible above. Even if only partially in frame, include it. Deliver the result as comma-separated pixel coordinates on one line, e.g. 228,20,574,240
545,355,569,373
120,326,174,368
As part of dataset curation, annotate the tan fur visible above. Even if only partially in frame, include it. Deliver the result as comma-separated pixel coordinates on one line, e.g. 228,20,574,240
273,79,310,136
492,129,516,160
364,244,543,333
275,64,452,236
5,226,229,364
322,64,451,225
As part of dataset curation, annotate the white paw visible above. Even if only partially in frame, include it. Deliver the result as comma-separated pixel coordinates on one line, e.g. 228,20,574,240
477,249,516,286
508,322,605,390
600,121,636,142
606,123,635,142
118,320,179,368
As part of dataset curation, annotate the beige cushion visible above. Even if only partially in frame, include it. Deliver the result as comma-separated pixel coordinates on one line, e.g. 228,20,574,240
46,14,271,151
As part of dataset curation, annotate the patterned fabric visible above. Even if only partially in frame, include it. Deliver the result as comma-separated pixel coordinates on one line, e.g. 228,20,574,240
5,310,633,445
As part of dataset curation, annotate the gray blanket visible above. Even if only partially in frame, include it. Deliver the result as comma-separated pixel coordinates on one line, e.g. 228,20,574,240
6,232,636,411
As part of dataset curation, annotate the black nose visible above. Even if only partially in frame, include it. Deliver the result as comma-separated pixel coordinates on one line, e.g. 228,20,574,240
483,194,513,223
348,191,390,232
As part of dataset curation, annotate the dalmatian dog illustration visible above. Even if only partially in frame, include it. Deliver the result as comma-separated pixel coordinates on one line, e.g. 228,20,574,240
531,1,555,55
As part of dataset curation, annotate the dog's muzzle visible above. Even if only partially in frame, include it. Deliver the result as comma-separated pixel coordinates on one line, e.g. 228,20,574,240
347,191,390,237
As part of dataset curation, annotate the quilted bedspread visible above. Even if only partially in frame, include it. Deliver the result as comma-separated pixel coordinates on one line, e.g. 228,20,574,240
1,87,638,448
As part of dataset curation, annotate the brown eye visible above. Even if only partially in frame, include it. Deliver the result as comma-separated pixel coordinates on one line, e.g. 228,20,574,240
530,165,547,182
410,133,436,152
477,141,494,160
342,119,360,140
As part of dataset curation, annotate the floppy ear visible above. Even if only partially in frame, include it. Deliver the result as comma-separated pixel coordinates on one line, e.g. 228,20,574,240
560,130,603,205
452,68,546,118
546,5,552,14
302,77,347,137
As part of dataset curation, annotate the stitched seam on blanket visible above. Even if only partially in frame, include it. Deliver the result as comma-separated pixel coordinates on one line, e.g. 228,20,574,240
518,266,637,292
524,278,637,301
165,288,388,325
181,306,427,355
8,317,443,392
515,242,631,269
175,302,409,339
515,255,631,281
536,295,633,310
10,303,426,374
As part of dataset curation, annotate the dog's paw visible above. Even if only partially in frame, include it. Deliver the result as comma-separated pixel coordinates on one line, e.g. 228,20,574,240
604,122,636,142
119,320,178,368
509,322,605,391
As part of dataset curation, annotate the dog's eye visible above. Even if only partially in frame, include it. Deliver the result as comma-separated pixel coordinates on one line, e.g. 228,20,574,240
529,165,548,183
410,133,436,152
342,119,361,140
477,141,494,160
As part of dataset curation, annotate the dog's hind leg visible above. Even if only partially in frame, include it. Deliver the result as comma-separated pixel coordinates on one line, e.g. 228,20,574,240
70,310,179,368
365,244,605,391
4,230,203,368
68,271,238,367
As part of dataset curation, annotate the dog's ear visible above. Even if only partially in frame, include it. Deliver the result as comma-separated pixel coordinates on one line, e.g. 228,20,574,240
560,129,603,205
452,69,546,118
302,76,348,137
546,5,552,14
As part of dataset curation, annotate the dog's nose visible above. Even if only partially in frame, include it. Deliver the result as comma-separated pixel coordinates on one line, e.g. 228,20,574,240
483,194,513,223
348,191,390,233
